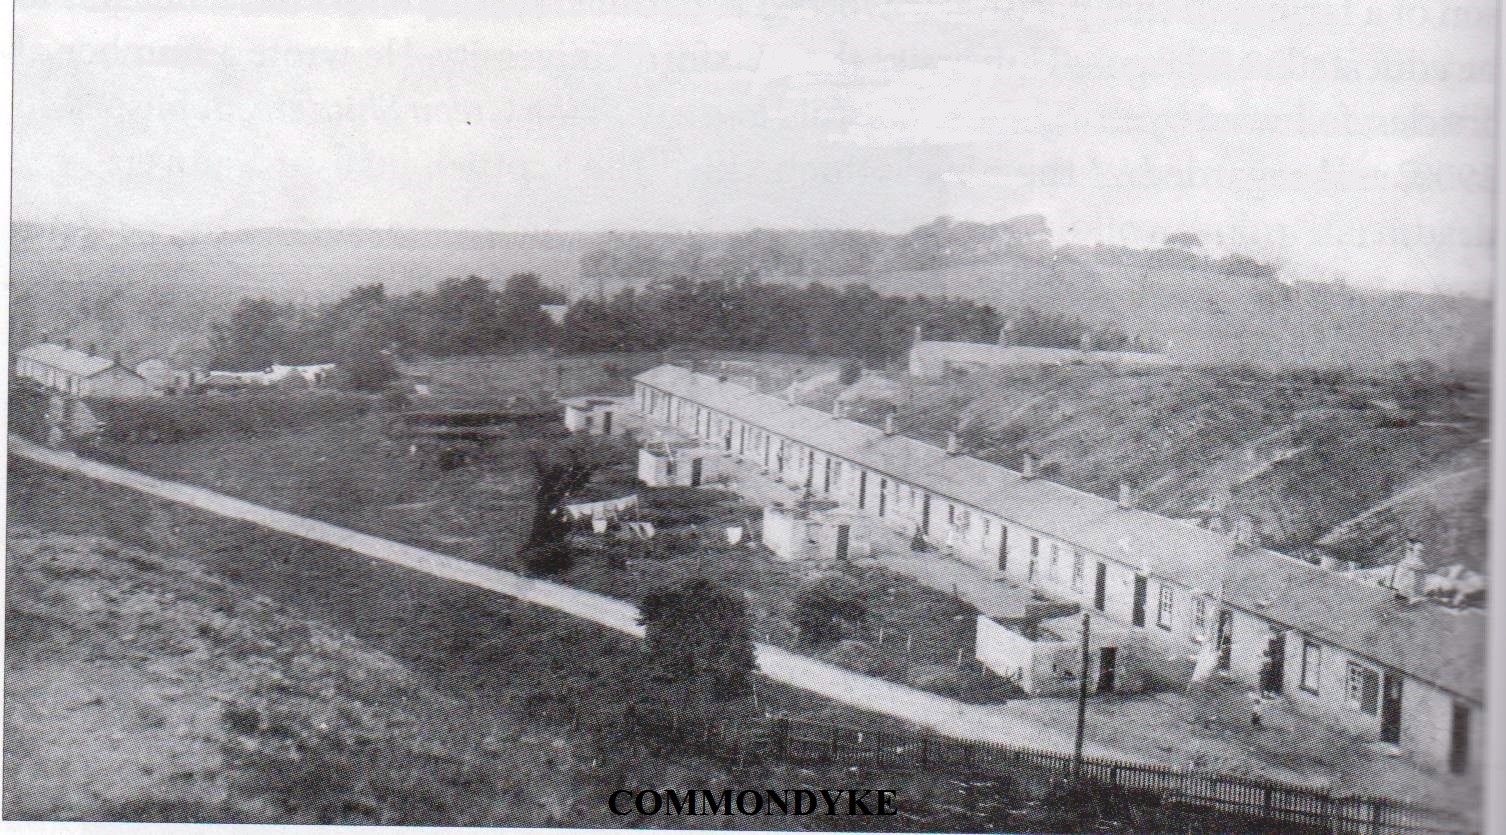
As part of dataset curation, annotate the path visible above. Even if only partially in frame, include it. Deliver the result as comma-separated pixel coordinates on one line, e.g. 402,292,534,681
11,437,1137,763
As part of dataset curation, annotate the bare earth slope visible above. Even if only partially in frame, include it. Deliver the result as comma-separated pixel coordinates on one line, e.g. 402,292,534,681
846,364,1490,575
3,528,593,824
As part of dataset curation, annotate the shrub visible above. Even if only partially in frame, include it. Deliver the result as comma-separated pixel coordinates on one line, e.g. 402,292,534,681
792,574,867,646
522,543,574,576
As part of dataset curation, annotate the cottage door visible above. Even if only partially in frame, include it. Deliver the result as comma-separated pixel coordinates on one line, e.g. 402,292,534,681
1216,610,1234,670
921,494,931,535
690,457,703,487
1096,647,1117,692
1131,575,1148,627
602,411,613,435
834,525,850,562
1264,631,1285,694
1449,703,1471,773
1380,671,1403,744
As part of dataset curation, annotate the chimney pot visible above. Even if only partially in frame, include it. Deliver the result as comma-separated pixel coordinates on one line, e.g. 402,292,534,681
88,343,98,357
1021,452,1037,479
832,400,844,420
883,414,896,436
946,432,960,455
1118,480,1135,508
113,351,122,365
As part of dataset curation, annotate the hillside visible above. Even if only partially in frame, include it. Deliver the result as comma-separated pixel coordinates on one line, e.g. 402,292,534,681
3,528,603,824
829,363,1491,578
12,217,1491,372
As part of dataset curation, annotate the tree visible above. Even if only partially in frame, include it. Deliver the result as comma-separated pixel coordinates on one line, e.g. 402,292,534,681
521,447,596,576
1163,232,1203,249
638,578,756,713
208,298,296,371
792,574,866,645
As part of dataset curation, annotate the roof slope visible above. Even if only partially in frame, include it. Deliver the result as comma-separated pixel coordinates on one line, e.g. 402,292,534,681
16,343,119,377
636,364,1486,702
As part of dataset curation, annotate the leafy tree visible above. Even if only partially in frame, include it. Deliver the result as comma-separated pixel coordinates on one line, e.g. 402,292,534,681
792,574,867,645
637,578,756,712
1163,232,1203,249
208,298,297,370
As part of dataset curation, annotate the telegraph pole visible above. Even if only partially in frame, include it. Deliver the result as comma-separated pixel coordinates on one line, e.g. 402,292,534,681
1073,611,1090,775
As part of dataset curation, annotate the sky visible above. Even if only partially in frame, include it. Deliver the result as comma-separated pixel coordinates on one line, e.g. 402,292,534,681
12,0,1499,296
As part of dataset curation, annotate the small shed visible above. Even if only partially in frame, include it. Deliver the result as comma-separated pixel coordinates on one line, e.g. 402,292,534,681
637,441,725,487
560,395,638,436
976,611,1150,696
762,501,863,563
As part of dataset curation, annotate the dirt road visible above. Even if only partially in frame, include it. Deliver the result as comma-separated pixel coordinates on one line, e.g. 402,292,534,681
12,436,1137,762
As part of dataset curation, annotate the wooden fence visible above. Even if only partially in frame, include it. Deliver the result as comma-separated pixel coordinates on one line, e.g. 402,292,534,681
629,708,1471,834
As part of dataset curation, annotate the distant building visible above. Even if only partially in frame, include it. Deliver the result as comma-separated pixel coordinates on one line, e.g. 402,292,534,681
908,340,1176,377
200,363,335,389
560,395,639,436
266,363,335,386
14,343,154,398
134,358,178,393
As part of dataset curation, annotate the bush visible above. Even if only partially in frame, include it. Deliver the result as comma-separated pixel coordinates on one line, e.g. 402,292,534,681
792,574,866,646
522,542,574,576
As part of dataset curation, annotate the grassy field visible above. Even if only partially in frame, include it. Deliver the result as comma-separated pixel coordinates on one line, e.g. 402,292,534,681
80,409,1018,704
9,459,1327,832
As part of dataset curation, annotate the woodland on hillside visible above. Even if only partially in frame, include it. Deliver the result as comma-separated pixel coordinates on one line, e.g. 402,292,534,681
200,272,1151,375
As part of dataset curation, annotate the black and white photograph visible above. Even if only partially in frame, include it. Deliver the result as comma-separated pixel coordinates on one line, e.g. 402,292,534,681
4,1,1501,832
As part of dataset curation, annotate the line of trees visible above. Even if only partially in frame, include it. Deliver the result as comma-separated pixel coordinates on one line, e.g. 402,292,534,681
208,273,566,386
209,271,1156,380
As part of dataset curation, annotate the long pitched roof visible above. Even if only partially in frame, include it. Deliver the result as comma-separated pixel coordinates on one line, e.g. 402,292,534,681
16,343,122,377
636,364,1486,702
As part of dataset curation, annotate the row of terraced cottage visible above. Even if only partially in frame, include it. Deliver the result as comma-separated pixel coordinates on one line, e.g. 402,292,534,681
626,363,1485,777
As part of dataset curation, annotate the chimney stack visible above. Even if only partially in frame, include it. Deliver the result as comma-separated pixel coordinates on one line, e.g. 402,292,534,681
832,400,844,420
883,414,896,436
913,324,924,345
1233,516,1258,547
88,342,98,357
113,351,123,366
1118,480,1135,509
1079,330,1095,352
63,337,73,350
1021,452,1038,479
946,432,960,455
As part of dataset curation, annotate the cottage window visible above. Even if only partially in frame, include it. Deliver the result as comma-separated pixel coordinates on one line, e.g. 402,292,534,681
1346,662,1379,715
1070,552,1085,591
1049,544,1060,578
1194,598,1208,634
1030,536,1040,557
1157,585,1174,629
1300,641,1321,695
